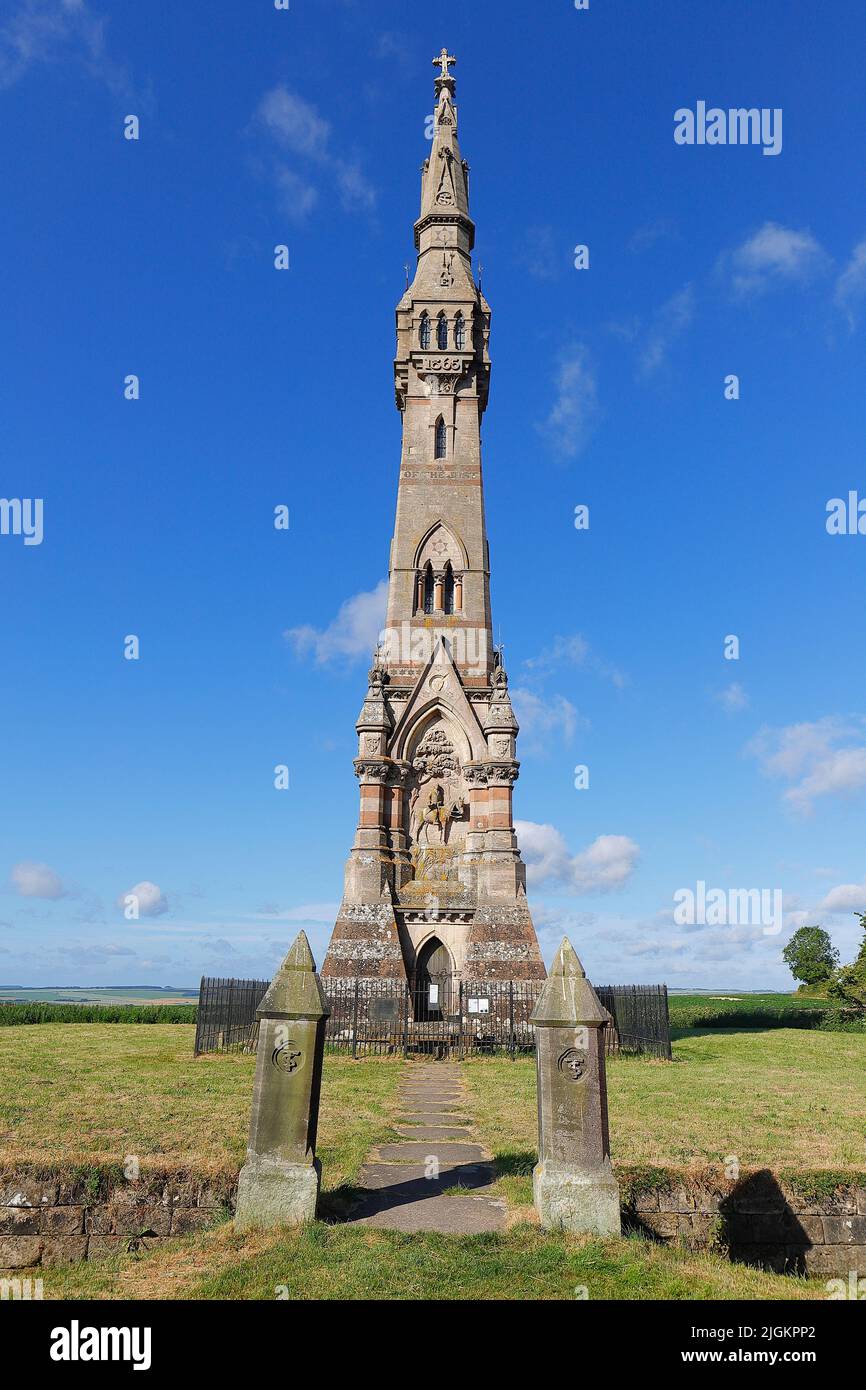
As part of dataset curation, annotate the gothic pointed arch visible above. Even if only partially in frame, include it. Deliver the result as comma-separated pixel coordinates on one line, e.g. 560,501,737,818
413,520,468,571
443,561,455,614
434,415,447,458
422,562,435,613
404,702,473,769
419,311,431,348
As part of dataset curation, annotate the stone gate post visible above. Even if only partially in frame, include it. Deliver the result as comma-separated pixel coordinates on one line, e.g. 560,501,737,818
529,937,621,1235
235,931,330,1230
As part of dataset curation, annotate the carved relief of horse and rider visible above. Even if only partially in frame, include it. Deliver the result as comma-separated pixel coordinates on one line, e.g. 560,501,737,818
407,724,468,879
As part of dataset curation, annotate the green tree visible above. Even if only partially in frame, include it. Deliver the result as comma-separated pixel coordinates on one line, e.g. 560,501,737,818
827,913,866,1009
782,925,839,987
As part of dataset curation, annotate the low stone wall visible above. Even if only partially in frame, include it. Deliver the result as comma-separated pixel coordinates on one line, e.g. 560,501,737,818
624,1168,866,1276
0,1170,235,1269
2,1165,865,1277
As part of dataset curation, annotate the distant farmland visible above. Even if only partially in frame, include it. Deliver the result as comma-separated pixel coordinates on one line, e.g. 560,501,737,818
0,986,198,1006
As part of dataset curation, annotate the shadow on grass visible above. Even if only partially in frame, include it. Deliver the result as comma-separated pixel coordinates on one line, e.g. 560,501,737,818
491,1150,536,1179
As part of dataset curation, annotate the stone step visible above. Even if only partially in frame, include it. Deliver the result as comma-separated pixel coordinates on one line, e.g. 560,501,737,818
351,1192,506,1234
356,1161,494,1193
403,1067,463,1078
394,1124,471,1141
398,1112,472,1127
374,1141,488,1164
400,1089,467,1100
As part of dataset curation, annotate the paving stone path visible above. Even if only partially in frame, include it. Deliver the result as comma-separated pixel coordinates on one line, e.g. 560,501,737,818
348,1063,507,1234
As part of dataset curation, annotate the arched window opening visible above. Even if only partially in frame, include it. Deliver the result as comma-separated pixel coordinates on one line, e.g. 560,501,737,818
434,416,447,459
454,313,465,350
436,313,448,350
419,312,431,349
423,565,435,614
443,563,455,615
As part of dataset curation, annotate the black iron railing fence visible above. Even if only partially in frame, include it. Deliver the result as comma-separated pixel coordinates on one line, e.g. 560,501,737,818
193,976,269,1055
194,975,671,1060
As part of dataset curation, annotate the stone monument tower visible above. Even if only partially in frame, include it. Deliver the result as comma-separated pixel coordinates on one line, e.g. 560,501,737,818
321,51,545,999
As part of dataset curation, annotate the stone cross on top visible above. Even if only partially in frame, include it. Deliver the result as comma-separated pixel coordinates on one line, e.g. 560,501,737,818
433,48,456,79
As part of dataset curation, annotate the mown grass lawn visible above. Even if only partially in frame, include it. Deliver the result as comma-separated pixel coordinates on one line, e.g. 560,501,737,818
2,1021,862,1300
3,1023,864,1176
39,1222,822,1302
0,1024,401,1187
463,1028,866,1205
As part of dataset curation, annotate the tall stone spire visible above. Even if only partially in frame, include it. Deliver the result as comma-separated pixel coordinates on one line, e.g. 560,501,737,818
386,47,492,675
322,54,545,995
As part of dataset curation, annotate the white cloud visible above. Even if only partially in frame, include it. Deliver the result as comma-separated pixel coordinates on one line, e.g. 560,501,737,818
510,688,583,748
284,579,388,666
721,221,829,297
819,879,866,914
116,880,168,919
251,902,339,923
256,84,375,218
834,237,866,329
334,159,376,213
515,822,640,893
747,716,866,814
524,634,589,670
521,225,559,281
273,166,318,222
628,220,677,253
713,681,748,713
10,861,67,899
375,32,412,75
0,0,127,95
638,283,694,377
536,346,599,460
523,633,626,688
51,943,137,966
258,86,330,159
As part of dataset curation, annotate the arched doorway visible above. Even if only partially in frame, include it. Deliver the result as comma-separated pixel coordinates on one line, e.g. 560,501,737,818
413,936,454,1021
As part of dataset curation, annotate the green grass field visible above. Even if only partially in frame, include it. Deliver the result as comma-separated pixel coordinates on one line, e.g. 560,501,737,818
668,992,831,1030
3,1022,864,1175
39,1221,822,1301
0,1025,401,1187
3,1018,863,1299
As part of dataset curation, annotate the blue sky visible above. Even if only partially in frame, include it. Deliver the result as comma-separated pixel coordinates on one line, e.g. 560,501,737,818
2,0,866,990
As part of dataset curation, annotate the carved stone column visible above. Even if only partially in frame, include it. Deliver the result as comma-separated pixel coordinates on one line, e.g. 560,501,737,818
530,938,621,1235
235,932,330,1229
462,762,488,858
387,760,414,889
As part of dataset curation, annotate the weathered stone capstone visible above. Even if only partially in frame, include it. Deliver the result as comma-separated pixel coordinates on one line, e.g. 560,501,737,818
530,938,621,1236
234,931,330,1230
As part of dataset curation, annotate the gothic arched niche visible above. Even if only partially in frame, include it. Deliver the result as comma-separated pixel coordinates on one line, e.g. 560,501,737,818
414,935,455,1018
414,521,466,571
404,710,469,887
